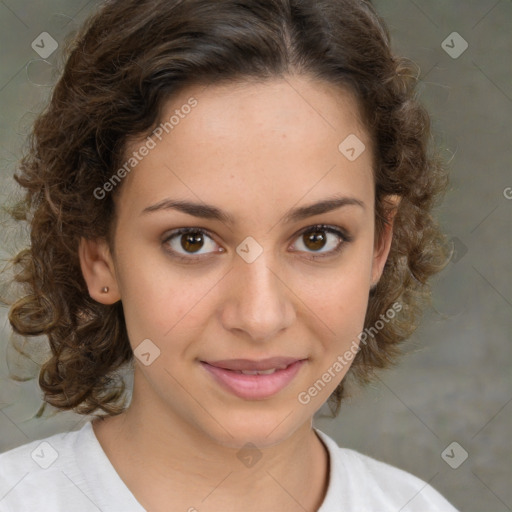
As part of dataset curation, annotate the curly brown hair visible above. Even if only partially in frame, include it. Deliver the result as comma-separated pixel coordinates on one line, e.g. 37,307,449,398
1,0,449,419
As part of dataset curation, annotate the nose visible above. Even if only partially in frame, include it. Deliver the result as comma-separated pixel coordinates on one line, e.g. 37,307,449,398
219,250,296,344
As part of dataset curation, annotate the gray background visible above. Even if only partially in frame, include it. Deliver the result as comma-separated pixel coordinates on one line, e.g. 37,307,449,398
0,1,510,511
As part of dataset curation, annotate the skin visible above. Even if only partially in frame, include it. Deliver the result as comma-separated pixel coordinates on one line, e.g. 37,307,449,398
79,74,399,512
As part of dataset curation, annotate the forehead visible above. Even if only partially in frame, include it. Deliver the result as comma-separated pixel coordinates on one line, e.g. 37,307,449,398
117,76,374,222
153,76,369,153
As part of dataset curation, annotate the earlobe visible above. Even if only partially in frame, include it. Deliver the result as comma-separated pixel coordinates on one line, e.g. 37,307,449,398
78,237,121,304
371,195,401,286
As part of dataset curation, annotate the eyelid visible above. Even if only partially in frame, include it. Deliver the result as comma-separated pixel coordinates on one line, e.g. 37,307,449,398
291,224,352,260
161,227,222,264
162,224,352,262
295,224,353,244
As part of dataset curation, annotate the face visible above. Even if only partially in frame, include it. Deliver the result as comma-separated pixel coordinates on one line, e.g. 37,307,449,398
80,76,396,449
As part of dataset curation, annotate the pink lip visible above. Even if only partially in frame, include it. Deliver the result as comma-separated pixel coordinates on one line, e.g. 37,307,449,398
204,356,301,372
200,359,307,400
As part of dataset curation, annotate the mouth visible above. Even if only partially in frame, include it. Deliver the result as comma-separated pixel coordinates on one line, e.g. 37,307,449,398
200,357,307,400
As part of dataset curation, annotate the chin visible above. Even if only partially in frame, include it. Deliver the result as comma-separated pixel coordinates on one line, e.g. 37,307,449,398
199,403,311,450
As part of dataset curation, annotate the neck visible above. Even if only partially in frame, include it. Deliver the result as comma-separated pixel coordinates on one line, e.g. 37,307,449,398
92,373,330,512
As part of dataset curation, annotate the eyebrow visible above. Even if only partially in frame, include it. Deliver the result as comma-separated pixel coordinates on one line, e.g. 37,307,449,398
141,195,365,225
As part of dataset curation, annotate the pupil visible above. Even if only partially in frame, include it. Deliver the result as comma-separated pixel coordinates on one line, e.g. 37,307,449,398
182,232,203,253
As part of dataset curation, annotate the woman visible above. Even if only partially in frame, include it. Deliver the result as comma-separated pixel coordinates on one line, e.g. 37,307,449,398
0,0,458,510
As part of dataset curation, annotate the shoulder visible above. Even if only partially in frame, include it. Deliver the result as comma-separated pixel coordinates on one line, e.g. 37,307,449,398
0,427,70,480
315,429,459,512
0,423,99,511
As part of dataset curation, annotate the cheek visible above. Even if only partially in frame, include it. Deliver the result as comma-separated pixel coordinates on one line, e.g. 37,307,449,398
115,248,219,348
307,243,373,352
324,274,370,347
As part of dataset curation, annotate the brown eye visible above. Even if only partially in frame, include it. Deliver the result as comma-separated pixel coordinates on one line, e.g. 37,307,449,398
163,228,220,261
303,230,328,251
291,225,351,260
181,231,205,253
162,224,351,264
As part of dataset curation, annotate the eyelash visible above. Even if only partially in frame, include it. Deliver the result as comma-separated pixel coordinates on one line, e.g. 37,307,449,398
162,224,353,264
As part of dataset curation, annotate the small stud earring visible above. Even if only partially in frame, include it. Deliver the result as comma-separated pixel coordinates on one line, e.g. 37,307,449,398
101,286,109,293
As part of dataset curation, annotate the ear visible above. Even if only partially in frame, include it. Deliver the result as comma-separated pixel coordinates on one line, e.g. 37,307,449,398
371,195,401,286
78,237,121,305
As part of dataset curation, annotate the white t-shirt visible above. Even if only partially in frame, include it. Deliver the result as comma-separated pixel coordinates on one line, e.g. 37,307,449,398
0,420,458,511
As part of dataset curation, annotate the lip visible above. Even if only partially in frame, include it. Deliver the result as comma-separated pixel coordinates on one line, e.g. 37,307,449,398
204,357,302,372
200,358,307,400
